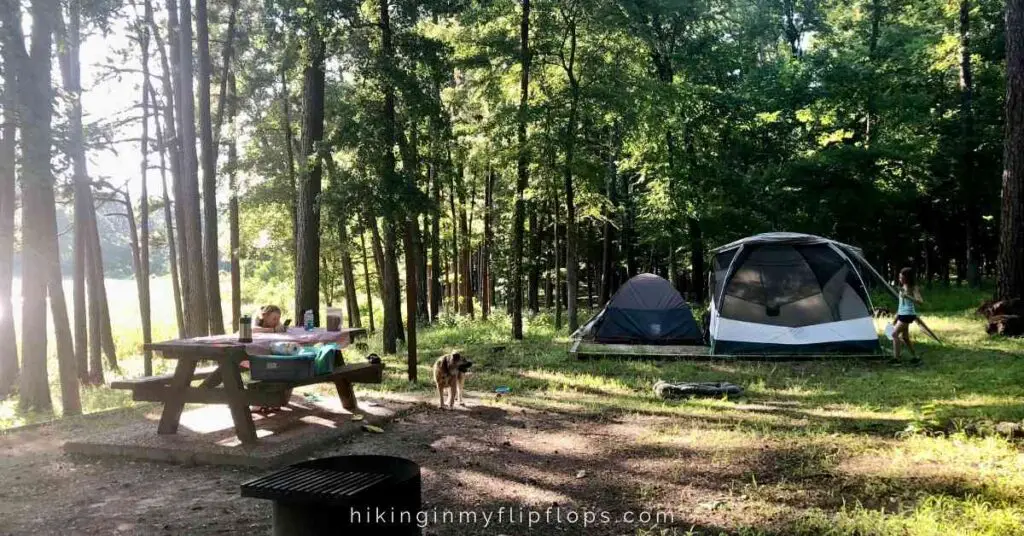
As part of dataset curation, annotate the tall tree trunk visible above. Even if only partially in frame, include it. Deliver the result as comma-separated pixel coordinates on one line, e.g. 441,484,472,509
339,222,361,328
403,219,418,382
528,204,539,313
998,0,1024,299
361,230,376,333
622,173,637,278
54,0,88,382
457,169,473,318
600,127,617,305
383,220,404,344
447,175,460,313
58,0,114,378
482,167,493,320
0,21,18,398
688,217,705,302
196,0,224,334
415,218,428,321
12,0,55,412
146,1,185,337
227,72,241,331
429,154,442,321
378,0,404,350
154,106,185,337
295,24,325,327
960,0,981,287
165,0,189,311
43,189,80,416
281,56,299,310
139,13,153,374
562,15,579,332
42,0,81,414
178,0,210,336
554,186,562,330
367,214,386,296
512,0,531,340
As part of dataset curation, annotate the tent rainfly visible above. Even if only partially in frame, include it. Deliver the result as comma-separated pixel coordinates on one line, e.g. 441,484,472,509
573,273,703,345
708,232,884,356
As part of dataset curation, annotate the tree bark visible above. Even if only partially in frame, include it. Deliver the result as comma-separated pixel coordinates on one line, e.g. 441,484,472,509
178,0,211,337
415,217,428,321
378,0,404,350
154,105,185,337
295,24,326,327
960,0,981,287
196,0,224,334
622,172,637,278
0,13,20,398
562,11,579,332
146,1,184,338
512,0,531,340
600,127,617,305
339,221,361,328
429,157,441,321
12,0,59,412
528,204,540,313
447,173,460,313
281,60,298,281
482,167,493,320
403,219,418,382
998,0,1024,300
554,186,562,330
138,4,153,374
457,169,473,318
361,230,375,333
227,72,241,331
383,220,404,346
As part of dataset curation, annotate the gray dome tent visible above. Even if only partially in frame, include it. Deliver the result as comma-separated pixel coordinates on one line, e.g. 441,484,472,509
708,232,883,355
574,273,702,345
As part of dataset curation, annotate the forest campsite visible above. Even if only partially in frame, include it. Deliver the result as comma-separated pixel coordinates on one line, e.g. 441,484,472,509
2,0,1024,533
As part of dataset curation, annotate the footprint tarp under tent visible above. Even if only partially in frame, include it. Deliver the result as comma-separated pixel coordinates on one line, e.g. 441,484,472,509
570,274,706,359
708,232,890,356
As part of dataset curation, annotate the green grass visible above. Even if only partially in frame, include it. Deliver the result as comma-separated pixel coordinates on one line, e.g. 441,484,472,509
3,281,1024,535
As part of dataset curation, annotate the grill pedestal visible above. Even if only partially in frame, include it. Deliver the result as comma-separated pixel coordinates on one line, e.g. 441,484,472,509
242,455,421,536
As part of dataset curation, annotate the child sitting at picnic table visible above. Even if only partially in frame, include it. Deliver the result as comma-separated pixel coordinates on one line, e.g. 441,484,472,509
253,304,288,333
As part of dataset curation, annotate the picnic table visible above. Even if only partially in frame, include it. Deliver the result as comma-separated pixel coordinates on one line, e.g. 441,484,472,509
113,327,379,445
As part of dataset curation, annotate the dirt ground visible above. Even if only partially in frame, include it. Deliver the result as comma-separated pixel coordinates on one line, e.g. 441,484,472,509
0,398,781,536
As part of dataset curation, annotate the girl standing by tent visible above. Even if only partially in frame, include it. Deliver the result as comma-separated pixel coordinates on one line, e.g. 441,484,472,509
893,267,923,365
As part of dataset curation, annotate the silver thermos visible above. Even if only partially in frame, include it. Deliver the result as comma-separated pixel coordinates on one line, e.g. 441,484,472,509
239,314,253,343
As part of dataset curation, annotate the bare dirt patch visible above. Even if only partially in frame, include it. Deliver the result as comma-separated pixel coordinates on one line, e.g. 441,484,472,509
1,397,1016,535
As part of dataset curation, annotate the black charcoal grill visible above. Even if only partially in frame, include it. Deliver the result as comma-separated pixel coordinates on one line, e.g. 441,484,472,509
241,455,421,536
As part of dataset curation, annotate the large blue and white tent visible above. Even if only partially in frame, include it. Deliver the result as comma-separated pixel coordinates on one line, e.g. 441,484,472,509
708,233,883,356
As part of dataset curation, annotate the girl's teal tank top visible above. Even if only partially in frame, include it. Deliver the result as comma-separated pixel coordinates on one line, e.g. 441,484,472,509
897,291,917,316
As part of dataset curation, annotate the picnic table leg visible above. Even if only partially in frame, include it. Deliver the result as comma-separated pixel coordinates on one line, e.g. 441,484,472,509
220,357,258,445
335,379,358,411
158,358,198,435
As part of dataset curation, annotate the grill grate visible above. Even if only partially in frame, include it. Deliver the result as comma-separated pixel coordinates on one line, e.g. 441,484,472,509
241,467,391,502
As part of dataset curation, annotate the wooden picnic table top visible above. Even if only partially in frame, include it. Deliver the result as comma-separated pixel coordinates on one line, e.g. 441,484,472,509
145,327,367,359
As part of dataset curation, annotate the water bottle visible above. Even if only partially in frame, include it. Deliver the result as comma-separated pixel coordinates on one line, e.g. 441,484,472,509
238,315,252,343
303,309,315,331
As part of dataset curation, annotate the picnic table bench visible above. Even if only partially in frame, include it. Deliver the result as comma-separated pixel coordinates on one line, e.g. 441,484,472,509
112,328,379,445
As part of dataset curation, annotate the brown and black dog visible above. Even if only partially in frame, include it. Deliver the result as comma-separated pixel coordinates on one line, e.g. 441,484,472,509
433,352,473,409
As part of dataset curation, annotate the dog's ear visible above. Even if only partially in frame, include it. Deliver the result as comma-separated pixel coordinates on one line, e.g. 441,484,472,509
451,352,460,360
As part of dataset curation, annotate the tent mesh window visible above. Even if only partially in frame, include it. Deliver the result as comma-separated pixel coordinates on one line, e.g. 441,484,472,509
719,244,871,327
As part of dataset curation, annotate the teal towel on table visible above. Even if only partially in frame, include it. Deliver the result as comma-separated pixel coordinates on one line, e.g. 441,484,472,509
296,343,341,375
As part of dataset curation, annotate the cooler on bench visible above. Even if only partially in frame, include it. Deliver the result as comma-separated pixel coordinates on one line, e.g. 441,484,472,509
248,344,344,381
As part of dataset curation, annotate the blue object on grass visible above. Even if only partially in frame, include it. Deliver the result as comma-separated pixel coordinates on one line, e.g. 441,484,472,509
495,386,511,394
